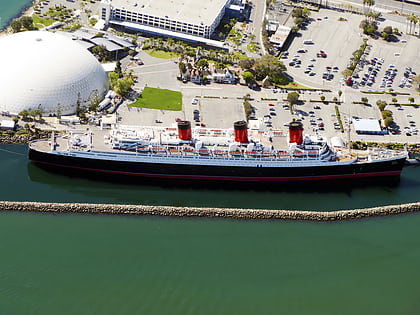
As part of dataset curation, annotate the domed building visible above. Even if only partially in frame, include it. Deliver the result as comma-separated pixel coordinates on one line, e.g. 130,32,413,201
0,31,109,116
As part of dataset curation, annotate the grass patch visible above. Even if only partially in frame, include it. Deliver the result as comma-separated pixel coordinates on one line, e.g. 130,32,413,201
277,82,310,89
32,15,55,28
144,49,179,59
129,87,182,111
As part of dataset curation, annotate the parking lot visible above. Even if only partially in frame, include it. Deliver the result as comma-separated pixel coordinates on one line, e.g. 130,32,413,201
283,11,365,89
112,6,420,144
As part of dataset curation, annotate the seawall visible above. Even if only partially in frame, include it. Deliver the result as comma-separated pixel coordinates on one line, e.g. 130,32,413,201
1,201,420,221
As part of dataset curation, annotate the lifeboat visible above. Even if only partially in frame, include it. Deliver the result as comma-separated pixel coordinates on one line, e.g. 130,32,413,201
262,152,274,157
307,151,319,157
213,150,227,155
198,149,210,155
152,147,166,154
182,147,194,152
292,151,305,157
246,151,260,157
229,150,243,157
137,146,150,152
168,147,180,153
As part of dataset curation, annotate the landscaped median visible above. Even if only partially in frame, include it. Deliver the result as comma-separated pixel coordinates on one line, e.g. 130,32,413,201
1,201,420,221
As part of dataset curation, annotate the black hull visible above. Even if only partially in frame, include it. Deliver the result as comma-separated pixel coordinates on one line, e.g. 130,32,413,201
28,147,406,187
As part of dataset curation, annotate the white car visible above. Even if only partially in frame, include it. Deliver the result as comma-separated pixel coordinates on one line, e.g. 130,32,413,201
191,98,199,105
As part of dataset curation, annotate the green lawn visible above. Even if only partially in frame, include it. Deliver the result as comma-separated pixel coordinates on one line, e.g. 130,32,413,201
277,82,310,89
144,49,179,59
32,15,55,29
129,87,182,111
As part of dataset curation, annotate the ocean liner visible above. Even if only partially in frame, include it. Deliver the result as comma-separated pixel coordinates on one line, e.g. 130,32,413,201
28,120,407,182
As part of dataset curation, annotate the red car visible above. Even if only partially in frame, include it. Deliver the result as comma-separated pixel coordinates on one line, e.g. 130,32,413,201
268,103,275,106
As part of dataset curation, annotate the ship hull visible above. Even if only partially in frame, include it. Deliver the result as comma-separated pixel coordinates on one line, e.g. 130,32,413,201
28,147,406,183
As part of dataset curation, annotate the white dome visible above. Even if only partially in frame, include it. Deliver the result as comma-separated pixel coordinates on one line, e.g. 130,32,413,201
0,31,109,116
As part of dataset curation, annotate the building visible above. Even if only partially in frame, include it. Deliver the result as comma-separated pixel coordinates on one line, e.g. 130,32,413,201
269,25,292,49
352,119,387,135
0,31,109,116
99,0,235,40
0,120,15,131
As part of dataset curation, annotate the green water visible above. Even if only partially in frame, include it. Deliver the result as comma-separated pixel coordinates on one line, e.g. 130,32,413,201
1,144,420,314
2,144,420,210
1,212,420,315
0,0,32,29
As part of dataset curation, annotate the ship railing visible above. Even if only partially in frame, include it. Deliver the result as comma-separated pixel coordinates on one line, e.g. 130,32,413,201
66,150,348,166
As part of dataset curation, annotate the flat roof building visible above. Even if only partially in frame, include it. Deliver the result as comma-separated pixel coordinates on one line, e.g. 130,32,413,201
99,0,232,39
269,25,292,49
353,119,386,135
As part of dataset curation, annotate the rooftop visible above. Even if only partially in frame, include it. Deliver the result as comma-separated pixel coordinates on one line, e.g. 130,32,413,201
108,0,229,26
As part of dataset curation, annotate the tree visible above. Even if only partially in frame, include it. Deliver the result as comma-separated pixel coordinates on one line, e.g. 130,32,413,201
413,74,420,91
376,100,387,111
242,71,254,85
178,62,187,75
254,55,286,83
341,69,353,77
391,97,397,103
287,91,299,106
383,116,393,128
114,76,134,97
10,19,22,33
383,26,393,34
76,92,82,117
320,95,326,102
294,17,304,28
19,109,29,120
238,58,255,70
91,45,111,62
381,31,389,41
115,61,123,78
56,103,62,119
29,109,41,121
20,16,35,30
88,89,101,112
408,97,415,104
338,90,343,102
361,97,368,103
359,19,377,35
362,0,375,12
196,58,209,69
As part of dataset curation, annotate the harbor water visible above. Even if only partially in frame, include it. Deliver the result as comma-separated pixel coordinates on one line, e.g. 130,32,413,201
0,0,32,30
1,144,420,314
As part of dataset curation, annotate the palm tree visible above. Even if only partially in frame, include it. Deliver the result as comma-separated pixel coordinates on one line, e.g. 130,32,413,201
364,0,375,12
407,14,416,34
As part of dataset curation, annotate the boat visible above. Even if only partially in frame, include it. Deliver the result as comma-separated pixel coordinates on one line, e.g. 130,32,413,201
28,120,407,183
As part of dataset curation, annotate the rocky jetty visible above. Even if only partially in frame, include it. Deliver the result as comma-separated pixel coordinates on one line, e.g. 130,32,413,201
0,131,51,144
1,201,420,221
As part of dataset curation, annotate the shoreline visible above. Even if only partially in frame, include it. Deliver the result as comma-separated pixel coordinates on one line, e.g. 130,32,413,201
1,200,420,221
0,0,35,33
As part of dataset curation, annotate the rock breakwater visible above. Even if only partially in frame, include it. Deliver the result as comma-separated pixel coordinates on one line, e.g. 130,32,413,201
0,132,50,144
1,201,420,221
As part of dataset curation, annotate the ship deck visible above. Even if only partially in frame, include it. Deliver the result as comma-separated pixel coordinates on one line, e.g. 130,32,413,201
29,127,407,164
